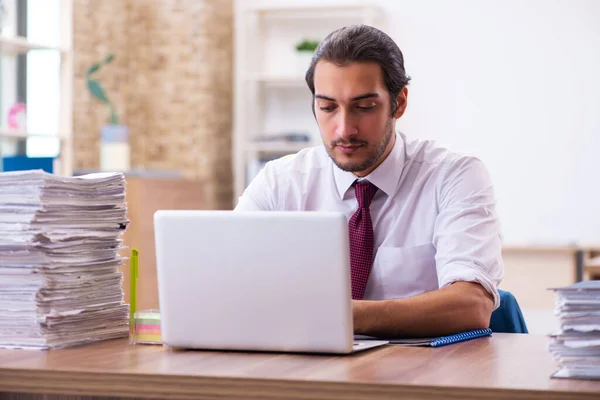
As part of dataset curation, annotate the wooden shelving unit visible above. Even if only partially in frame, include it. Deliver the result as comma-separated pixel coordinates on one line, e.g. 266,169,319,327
0,0,73,176
232,1,383,201
585,250,600,280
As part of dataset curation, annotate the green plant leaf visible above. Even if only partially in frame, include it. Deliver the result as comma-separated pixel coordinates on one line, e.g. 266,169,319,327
86,54,115,78
85,54,119,124
295,39,319,52
109,105,119,125
86,63,102,76
87,80,110,103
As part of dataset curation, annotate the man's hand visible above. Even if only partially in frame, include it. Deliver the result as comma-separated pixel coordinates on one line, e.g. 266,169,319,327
352,282,494,338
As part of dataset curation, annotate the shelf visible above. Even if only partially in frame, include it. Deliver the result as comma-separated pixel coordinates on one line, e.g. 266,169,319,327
0,128,28,139
0,128,65,140
249,4,378,21
587,256,600,268
0,35,66,55
246,75,307,87
247,141,313,154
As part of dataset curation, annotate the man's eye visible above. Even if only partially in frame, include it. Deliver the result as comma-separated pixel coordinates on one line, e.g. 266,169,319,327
357,105,375,111
320,106,336,112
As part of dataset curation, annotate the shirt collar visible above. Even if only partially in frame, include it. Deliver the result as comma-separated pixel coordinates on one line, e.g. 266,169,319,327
333,132,406,199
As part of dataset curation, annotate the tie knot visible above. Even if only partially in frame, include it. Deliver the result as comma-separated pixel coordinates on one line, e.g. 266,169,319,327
354,181,378,208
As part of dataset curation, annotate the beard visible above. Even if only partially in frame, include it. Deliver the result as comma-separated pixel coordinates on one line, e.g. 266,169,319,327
325,118,395,174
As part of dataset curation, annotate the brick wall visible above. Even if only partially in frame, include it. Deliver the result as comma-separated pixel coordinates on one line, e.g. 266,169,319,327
73,0,233,209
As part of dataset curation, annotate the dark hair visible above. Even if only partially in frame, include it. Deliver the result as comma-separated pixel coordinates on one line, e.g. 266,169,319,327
305,25,411,116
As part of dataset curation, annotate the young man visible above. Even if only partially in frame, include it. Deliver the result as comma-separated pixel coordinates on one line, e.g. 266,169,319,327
235,25,503,338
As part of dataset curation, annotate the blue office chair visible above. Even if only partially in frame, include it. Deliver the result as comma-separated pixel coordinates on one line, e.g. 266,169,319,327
489,290,529,333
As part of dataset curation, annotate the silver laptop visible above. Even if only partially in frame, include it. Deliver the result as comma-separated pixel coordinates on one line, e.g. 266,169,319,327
153,210,388,354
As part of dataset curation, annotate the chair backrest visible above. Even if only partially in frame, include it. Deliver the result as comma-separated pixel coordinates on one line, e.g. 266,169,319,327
489,290,529,333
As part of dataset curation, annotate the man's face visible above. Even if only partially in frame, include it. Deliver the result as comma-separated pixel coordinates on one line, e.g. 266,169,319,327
313,60,407,177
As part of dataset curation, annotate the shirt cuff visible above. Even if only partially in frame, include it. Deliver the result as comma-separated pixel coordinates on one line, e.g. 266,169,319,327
439,262,501,310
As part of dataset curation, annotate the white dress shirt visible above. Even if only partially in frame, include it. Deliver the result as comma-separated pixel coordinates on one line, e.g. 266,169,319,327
235,132,504,309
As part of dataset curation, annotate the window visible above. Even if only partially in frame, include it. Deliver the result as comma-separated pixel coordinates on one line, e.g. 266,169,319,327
0,0,23,157
25,0,61,157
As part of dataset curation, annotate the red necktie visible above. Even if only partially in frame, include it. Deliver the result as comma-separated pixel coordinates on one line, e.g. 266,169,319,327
349,181,378,300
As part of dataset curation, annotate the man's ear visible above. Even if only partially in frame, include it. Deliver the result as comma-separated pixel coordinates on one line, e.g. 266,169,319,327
393,86,408,119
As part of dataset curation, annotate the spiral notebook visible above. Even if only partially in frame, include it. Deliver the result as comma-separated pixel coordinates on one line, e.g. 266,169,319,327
355,328,492,348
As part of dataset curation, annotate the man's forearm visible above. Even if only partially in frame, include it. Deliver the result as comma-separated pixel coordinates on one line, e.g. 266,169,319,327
353,282,494,338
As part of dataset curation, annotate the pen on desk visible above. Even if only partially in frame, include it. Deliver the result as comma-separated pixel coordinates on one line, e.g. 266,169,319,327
130,248,139,337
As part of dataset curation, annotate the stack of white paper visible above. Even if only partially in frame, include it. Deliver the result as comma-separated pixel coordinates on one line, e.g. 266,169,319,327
0,170,130,349
549,280,600,379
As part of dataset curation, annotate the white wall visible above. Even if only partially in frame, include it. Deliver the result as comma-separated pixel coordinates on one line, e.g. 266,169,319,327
382,0,600,247
241,0,600,246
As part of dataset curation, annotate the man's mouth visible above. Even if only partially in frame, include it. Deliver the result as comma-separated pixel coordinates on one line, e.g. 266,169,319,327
336,144,363,154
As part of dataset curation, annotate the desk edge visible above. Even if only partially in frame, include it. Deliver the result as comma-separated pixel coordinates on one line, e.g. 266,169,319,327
0,368,597,400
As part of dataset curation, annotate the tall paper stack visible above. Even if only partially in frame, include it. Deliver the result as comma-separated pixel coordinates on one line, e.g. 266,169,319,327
549,280,600,379
0,170,130,349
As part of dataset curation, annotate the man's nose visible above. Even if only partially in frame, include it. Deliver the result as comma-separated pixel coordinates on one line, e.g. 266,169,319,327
335,111,358,139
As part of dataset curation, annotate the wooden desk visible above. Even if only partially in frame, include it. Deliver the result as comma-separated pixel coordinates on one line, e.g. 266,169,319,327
1,334,599,400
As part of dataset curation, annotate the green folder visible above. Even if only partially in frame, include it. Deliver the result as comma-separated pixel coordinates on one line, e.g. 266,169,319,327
129,248,139,336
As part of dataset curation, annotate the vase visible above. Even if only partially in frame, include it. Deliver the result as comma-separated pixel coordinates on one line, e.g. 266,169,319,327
100,124,130,172
296,51,314,75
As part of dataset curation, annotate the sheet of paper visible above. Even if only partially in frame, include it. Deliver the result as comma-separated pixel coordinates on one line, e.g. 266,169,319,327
0,170,130,349
550,281,600,379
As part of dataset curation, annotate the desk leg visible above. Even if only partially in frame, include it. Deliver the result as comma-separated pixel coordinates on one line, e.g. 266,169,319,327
575,250,584,282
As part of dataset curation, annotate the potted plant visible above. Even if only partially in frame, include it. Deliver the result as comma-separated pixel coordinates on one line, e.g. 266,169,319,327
86,54,130,172
295,39,319,74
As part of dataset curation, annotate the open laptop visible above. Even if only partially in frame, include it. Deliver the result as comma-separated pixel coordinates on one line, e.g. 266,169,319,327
153,210,388,354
